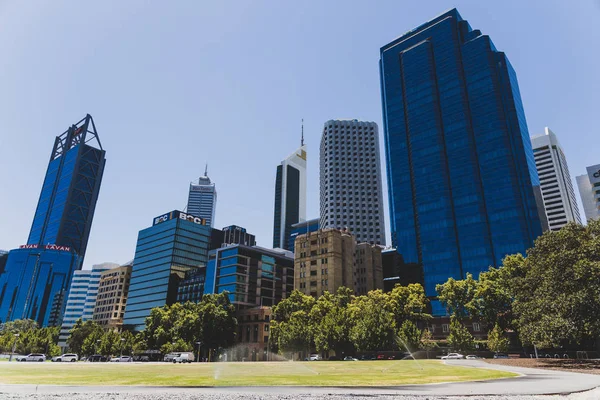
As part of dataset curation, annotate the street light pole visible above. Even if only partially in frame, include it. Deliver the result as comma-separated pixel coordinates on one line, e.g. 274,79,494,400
9,334,20,362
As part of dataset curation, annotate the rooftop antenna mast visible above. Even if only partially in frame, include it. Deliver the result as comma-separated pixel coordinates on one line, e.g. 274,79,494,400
301,118,304,147
204,163,208,177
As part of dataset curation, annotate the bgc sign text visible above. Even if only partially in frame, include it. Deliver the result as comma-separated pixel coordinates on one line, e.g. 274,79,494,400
153,210,206,226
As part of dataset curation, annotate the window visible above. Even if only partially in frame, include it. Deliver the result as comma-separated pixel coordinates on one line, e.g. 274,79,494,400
442,324,449,333
473,322,481,332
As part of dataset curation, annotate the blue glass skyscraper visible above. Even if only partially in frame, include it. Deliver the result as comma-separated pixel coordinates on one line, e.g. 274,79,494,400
0,114,106,325
380,9,542,314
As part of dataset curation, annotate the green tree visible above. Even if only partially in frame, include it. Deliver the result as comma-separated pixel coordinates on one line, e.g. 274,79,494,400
310,287,355,356
513,221,600,347
436,274,478,320
198,293,237,355
388,283,431,325
447,317,474,353
67,319,104,355
419,329,438,359
396,320,421,353
270,290,315,357
0,319,38,334
487,323,509,354
349,290,396,352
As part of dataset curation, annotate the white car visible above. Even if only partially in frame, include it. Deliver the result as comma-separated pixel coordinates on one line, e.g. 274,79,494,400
309,354,322,361
163,353,180,362
173,353,194,363
52,354,78,362
466,355,480,360
441,353,464,360
16,353,46,362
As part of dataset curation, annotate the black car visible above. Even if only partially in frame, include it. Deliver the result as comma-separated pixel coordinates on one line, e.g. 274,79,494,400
493,353,509,359
88,355,108,362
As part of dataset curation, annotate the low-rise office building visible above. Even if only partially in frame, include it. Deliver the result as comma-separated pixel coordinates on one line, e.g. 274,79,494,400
354,243,383,295
288,218,319,252
204,245,294,308
232,306,272,361
93,262,132,330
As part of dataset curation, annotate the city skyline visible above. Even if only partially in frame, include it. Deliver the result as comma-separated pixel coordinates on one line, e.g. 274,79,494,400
0,2,598,269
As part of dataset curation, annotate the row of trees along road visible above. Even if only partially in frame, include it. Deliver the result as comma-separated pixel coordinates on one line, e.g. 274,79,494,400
67,292,237,358
436,220,600,351
0,320,60,356
269,284,436,358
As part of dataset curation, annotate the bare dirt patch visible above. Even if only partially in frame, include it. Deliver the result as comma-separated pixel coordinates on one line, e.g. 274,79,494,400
486,358,600,375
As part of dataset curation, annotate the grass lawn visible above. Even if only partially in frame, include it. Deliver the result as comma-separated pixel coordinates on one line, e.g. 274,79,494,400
0,360,517,386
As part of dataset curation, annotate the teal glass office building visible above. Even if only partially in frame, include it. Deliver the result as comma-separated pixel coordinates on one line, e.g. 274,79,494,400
380,9,542,314
123,210,211,331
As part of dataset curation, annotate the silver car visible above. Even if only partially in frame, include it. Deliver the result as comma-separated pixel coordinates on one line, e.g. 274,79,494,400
52,354,78,362
441,353,464,360
16,353,46,362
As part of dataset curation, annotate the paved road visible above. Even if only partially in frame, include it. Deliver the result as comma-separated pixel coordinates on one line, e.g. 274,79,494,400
1,360,599,398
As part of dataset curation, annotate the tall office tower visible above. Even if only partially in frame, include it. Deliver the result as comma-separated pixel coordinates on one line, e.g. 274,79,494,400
531,128,581,231
57,263,118,347
273,129,307,250
380,9,543,314
0,115,106,326
187,166,217,227
576,164,600,222
123,210,211,331
93,262,132,330
320,119,386,245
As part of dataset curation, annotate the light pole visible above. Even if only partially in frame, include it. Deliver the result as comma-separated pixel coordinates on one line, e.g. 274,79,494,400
120,338,126,358
9,334,20,362
196,342,202,362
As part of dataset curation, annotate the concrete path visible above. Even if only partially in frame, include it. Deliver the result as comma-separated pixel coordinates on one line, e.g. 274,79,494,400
1,360,599,397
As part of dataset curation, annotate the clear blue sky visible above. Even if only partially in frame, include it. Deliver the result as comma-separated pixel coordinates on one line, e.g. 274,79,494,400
0,0,598,269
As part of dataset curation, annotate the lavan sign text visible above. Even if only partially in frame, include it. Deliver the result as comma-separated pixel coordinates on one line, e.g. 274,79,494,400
153,210,206,226
19,244,71,252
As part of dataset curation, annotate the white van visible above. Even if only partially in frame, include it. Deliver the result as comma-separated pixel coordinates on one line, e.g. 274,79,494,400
173,352,194,363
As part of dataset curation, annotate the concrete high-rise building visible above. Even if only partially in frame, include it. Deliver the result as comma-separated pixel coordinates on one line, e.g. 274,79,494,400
294,228,383,297
123,210,211,331
0,115,106,326
576,164,600,222
380,9,543,314
187,166,217,227
273,131,307,250
93,262,132,330
531,128,581,231
320,120,385,245
58,263,118,348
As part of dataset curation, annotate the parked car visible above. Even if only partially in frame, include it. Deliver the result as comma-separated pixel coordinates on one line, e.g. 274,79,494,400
52,354,78,362
376,354,386,360
163,353,180,362
466,355,480,360
16,354,46,362
133,355,149,362
493,353,509,359
87,355,108,362
110,355,132,362
173,352,194,363
441,353,464,360
309,354,321,361
343,356,358,361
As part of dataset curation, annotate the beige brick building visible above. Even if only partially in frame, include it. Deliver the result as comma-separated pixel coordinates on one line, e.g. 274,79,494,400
93,263,132,330
354,243,383,295
294,228,382,297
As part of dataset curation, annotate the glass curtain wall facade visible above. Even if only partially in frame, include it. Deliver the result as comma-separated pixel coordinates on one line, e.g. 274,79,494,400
380,9,542,314
27,114,106,265
204,245,294,308
0,247,80,326
288,218,320,252
123,211,211,331
273,145,307,250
